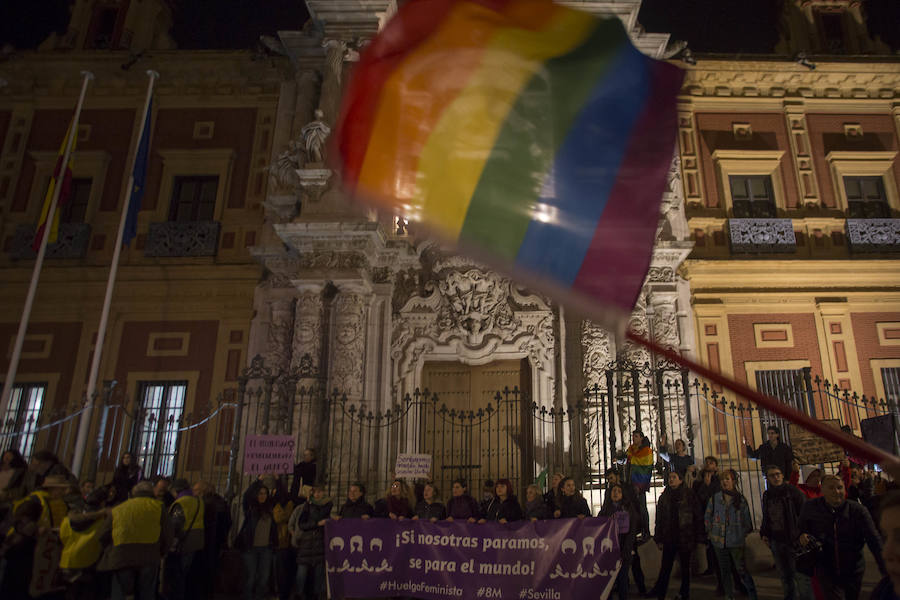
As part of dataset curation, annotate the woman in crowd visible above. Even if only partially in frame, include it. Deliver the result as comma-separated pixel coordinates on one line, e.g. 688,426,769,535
290,448,317,501
524,484,551,521
625,430,654,539
0,449,28,513
704,469,758,600
481,478,523,523
413,482,446,521
649,470,703,600
334,482,373,519
658,433,694,478
790,462,822,499
236,479,278,600
290,485,333,600
111,452,141,504
269,475,296,600
374,479,414,519
543,472,565,515
446,478,480,522
598,483,640,600
553,477,590,519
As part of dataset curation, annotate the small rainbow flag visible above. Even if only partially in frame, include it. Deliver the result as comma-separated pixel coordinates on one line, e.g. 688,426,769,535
338,0,683,324
627,444,654,491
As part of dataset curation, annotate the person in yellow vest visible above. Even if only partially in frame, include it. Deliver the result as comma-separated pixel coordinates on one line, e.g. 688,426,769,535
3,474,71,598
97,480,173,600
59,486,110,600
163,478,204,600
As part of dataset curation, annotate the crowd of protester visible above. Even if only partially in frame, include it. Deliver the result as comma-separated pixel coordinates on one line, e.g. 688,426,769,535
0,429,899,600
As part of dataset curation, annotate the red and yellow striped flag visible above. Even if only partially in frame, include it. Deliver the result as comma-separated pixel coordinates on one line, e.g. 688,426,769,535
32,123,77,251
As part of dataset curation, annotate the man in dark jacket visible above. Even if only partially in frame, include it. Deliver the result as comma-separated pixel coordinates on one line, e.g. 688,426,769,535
692,456,721,579
334,482,373,519
649,471,704,600
746,425,793,478
760,465,807,600
188,481,232,599
290,485,333,600
798,474,886,600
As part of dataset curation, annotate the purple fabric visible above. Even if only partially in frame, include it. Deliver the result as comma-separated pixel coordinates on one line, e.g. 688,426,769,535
326,516,621,600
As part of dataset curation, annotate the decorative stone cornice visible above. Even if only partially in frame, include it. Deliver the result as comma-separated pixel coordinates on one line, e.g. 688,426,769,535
0,51,285,100
679,60,900,103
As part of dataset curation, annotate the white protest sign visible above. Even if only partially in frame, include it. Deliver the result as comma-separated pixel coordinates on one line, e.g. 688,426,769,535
243,435,295,474
395,453,432,479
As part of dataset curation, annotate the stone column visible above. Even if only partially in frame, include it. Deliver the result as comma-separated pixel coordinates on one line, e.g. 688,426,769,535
291,70,322,141
264,298,294,433
319,39,347,126
291,283,326,443
325,281,372,487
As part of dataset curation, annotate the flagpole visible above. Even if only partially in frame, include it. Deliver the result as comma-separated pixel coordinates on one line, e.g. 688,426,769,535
71,70,158,477
0,71,93,436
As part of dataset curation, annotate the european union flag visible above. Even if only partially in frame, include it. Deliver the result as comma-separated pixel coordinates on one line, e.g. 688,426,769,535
123,100,151,246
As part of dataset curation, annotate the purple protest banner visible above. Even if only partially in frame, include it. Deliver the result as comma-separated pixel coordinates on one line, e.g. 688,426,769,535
242,435,294,474
326,517,621,600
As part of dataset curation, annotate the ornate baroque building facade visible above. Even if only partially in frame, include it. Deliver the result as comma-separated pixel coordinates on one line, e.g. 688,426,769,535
0,0,897,489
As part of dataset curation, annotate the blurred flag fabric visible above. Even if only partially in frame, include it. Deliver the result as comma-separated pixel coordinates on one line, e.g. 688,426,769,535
337,0,683,328
123,99,152,246
33,123,77,252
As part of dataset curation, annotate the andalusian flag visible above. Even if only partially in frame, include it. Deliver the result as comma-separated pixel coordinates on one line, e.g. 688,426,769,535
32,123,77,251
337,0,683,325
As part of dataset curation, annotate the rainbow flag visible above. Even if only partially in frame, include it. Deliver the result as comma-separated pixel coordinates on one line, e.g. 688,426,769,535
627,444,654,492
338,0,683,324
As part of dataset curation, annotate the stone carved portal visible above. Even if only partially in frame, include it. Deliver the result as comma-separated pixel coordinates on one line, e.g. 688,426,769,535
391,262,556,409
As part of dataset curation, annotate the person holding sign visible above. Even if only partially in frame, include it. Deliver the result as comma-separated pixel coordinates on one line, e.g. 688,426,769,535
446,478,480,523
480,479,523,523
373,479,414,520
554,477,590,519
413,482,446,522
599,483,641,600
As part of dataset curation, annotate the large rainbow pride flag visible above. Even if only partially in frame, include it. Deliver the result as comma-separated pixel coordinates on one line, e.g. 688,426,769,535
337,0,683,325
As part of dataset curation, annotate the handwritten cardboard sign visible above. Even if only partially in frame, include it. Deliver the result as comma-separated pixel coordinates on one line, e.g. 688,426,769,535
243,435,295,474
395,453,432,479
790,419,844,464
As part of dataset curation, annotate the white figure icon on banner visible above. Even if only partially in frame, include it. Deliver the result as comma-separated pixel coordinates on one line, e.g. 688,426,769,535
370,538,382,552
350,535,363,553
601,537,614,553
561,539,577,554
329,537,344,552
582,538,595,555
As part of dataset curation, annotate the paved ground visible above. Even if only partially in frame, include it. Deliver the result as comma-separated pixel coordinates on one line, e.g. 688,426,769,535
630,533,882,599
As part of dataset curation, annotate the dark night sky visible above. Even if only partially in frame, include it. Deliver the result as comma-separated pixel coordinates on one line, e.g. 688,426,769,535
1,0,898,54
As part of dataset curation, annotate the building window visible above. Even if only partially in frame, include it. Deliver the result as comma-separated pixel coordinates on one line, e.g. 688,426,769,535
819,11,845,53
730,175,776,218
882,367,900,403
844,176,890,218
133,381,186,478
754,369,808,438
0,383,46,460
88,7,118,49
169,176,218,222
59,178,92,224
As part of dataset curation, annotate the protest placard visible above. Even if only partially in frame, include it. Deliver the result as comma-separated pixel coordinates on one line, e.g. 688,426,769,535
243,435,295,474
790,419,844,464
326,517,621,600
395,453,432,479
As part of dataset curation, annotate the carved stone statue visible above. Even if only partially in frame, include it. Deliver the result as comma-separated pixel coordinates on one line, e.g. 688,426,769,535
301,109,331,165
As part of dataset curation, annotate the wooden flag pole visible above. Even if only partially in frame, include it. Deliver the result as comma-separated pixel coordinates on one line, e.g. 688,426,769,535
626,330,900,478
0,72,93,434
71,70,158,478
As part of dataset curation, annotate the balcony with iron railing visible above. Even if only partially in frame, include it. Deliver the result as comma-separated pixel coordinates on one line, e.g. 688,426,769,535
8,223,92,260
728,218,797,253
846,218,900,253
144,221,221,257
